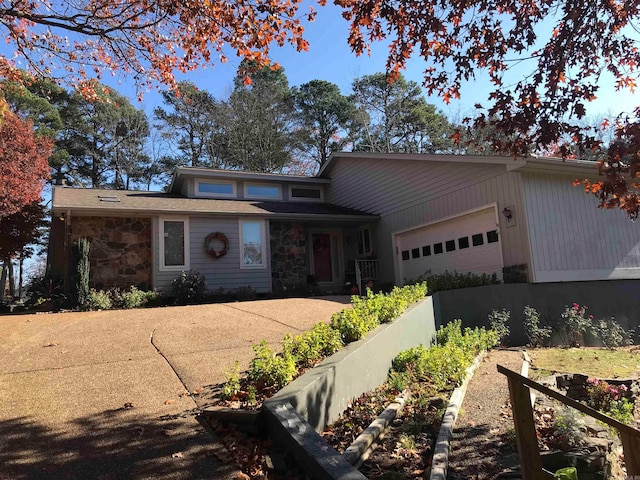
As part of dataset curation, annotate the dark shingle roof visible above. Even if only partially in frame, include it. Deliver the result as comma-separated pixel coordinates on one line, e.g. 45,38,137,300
52,187,377,221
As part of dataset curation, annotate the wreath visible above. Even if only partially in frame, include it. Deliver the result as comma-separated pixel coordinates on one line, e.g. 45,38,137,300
205,232,229,259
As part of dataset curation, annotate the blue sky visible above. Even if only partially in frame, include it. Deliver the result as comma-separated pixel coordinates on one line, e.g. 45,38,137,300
1,2,636,123
88,2,637,123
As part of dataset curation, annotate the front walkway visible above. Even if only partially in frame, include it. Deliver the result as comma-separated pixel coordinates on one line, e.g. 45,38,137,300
0,297,349,479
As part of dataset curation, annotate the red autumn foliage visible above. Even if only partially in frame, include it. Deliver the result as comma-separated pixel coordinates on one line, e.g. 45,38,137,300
0,111,52,217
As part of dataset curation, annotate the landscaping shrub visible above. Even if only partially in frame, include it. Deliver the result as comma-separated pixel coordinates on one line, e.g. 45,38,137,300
236,283,428,396
408,270,499,294
282,322,343,369
394,320,499,391
523,305,551,347
234,285,257,301
171,270,208,304
331,282,427,343
86,288,112,310
221,361,241,400
593,317,634,349
248,341,297,390
488,308,510,344
111,286,158,309
585,378,635,429
558,303,594,347
552,406,586,449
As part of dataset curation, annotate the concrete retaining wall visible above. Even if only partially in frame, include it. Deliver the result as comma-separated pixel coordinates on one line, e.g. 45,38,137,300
432,280,640,345
265,297,437,432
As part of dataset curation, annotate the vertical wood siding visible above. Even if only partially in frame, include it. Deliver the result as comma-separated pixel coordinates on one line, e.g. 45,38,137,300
522,172,640,282
325,158,530,283
153,216,271,292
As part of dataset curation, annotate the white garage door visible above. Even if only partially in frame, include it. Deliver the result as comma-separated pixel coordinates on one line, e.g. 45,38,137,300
395,207,503,284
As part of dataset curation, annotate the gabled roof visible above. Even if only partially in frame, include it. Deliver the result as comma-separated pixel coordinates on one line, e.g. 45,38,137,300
52,187,378,222
318,152,599,177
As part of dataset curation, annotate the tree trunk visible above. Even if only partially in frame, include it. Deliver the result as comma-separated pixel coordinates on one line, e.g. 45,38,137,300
0,261,6,302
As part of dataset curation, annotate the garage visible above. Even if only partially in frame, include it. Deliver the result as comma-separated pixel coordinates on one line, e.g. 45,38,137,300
395,206,504,284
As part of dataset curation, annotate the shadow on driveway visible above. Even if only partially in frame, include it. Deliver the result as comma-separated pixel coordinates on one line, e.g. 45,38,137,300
0,408,233,480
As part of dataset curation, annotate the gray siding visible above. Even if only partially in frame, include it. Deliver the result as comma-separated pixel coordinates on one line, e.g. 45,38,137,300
153,216,271,293
522,172,640,282
325,158,530,284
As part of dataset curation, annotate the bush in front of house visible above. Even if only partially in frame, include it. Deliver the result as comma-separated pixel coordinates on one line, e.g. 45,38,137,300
171,270,208,304
86,288,112,310
111,286,159,309
408,270,500,294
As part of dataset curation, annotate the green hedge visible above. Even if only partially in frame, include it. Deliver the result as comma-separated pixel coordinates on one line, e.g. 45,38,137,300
237,283,428,392
391,320,499,391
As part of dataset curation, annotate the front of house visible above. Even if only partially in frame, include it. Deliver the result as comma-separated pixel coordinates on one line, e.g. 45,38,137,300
49,153,640,294
49,167,378,295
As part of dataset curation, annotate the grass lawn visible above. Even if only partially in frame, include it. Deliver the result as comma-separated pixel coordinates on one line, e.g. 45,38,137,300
529,347,640,379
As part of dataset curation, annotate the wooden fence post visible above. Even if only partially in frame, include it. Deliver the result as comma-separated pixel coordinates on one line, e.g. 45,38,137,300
505,374,545,480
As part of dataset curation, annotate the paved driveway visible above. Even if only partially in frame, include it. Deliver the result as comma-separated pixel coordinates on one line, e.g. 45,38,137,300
0,297,350,480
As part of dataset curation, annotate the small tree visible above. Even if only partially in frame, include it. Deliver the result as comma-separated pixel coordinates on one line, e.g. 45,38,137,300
75,238,90,308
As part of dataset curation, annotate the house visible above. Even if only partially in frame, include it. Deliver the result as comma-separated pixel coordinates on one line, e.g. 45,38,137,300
48,153,640,295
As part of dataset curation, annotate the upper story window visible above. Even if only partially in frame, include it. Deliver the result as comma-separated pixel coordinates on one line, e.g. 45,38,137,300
245,183,282,200
289,186,324,201
196,180,236,198
159,218,189,271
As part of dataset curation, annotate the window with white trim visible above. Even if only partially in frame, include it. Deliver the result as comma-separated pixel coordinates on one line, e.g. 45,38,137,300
160,218,189,271
245,183,281,200
240,220,267,268
196,180,236,197
357,227,372,256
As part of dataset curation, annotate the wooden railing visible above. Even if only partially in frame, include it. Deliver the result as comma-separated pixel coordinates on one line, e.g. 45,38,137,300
498,365,640,480
355,259,379,294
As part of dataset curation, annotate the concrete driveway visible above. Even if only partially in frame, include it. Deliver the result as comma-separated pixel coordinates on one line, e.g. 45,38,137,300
0,297,350,480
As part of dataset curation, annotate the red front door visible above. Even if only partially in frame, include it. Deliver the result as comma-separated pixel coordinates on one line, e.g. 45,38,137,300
312,233,333,282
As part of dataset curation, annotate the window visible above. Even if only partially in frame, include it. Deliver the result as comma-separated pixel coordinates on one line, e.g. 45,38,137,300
445,240,456,252
472,233,484,246
290,186,323,201
357,227,372,255
196,180,236,197
433,242,443,254
401,250,410,261
412,248,420,259
422,245,431,256
245,183,281,200
458,236,470,249
487,230,499,243
240,220,267,268
160,218,189,271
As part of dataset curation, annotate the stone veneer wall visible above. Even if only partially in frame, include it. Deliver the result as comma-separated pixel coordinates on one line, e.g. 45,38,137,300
70,216,152,290
270,222,307,293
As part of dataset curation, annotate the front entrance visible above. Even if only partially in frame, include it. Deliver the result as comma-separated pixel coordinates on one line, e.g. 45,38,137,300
310,230,343,284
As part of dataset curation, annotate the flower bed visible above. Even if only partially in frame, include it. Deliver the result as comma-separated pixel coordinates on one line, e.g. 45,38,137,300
320,321,500,479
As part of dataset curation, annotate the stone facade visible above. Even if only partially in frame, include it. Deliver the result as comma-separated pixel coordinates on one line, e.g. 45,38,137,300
70,216,152,290
270,222,307,293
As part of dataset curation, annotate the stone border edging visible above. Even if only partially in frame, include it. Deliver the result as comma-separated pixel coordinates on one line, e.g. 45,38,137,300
343,390,410,467
429,351,486,480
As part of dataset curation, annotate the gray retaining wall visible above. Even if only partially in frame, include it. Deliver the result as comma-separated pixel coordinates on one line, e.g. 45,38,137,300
264,297,437,432
432,280,640,346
